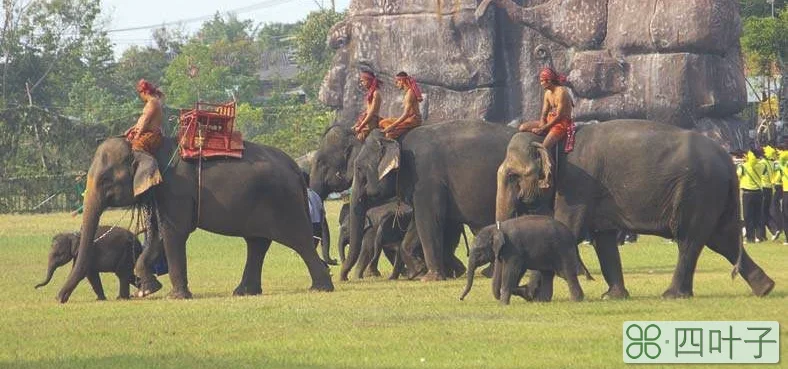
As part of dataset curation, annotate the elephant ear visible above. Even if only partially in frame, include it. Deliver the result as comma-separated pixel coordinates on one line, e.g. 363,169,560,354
530,142,552,189
69,232,81,256
132,151,163,197
491,228,507,260
377,138,400,181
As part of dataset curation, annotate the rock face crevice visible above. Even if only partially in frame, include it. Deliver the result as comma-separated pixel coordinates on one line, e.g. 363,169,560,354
320,0,748,151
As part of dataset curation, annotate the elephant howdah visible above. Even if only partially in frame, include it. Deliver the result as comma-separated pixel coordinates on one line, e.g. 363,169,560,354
496,119,775,299
56,136,333,303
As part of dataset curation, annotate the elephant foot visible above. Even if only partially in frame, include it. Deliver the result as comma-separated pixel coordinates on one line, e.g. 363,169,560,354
233,285,262,296
661,288,693,299
407,266,428,280
136,278,163,298
323,258,339,266
420,271,445,282
601,286,630,300
57,289,73,304
116,295,131,300
310,281,335,292
168,288,193,299
512,285,534,301
745,269,775,297
96,295,107,301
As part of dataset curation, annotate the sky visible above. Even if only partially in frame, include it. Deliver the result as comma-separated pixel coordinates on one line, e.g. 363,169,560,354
101,0,351,57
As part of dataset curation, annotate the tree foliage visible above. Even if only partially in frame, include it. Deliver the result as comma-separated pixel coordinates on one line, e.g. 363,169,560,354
294,10,344,99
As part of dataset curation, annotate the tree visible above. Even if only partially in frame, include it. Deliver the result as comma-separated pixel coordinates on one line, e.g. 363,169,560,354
740,0,786,18
741,9,788,121
294,10,344,100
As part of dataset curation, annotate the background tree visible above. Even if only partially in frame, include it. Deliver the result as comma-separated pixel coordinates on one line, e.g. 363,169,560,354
741,8,788,122
294,10,344,100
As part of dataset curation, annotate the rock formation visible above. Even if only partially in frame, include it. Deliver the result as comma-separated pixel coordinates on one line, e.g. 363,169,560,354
319,0,749,151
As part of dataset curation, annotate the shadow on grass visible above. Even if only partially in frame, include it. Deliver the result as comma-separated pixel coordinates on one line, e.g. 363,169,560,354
2,355,403,369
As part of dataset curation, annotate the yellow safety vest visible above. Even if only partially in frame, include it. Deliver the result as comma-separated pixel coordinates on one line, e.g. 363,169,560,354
759,159,773,188
737,161,764,191
772,160,782,186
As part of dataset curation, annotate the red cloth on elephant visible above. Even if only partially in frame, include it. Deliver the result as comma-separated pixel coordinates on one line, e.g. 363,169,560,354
128,128,163,154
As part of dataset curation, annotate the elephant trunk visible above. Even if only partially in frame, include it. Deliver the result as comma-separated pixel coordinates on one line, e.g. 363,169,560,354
459,257,479,300
496,164,517,222
57,179,103,303
35,261,60,289
341,178,366,281
308,165,328,200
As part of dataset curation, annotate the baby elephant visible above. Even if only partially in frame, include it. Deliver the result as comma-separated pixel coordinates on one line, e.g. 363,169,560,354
460,215,584,305
35,226,143,300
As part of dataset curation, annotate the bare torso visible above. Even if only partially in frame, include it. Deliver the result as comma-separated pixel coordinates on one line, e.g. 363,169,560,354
135,98,163,133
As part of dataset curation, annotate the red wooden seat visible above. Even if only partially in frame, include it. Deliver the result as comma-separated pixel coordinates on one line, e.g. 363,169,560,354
177,101,244,159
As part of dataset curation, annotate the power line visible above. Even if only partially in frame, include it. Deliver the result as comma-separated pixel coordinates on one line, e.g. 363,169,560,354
106,0,300,34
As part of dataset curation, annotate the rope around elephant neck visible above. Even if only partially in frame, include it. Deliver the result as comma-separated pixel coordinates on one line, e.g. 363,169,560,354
92,208,132,242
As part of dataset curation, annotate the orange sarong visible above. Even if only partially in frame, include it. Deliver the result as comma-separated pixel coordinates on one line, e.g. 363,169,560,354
379,114,422,140
545,112,575,153
355,114,381,141
129,129,163,154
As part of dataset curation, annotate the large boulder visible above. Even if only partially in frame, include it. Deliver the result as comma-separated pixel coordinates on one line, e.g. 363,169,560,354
320,0,749,150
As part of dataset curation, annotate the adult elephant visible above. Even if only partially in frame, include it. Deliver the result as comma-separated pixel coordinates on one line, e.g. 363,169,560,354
496,119,775,299
346,120,518,281
56,137,334,303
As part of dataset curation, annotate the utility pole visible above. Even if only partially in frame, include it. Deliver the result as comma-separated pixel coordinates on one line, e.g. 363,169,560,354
25,82,48,172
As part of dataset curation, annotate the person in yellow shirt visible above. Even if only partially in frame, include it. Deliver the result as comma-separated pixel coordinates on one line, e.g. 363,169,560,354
779,150,788,245
764,146,782,239
757,147,774,240
737,150,766,243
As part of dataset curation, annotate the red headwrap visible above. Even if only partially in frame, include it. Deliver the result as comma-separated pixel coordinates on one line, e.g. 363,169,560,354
539,67,567,86
396,74,423,102
136,79,163,98
360,71,379,103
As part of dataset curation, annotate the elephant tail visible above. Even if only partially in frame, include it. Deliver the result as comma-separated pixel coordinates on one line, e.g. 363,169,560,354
727,175,744,280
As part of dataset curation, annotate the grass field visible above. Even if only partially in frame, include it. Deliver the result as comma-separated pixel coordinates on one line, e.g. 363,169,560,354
0,201,785,369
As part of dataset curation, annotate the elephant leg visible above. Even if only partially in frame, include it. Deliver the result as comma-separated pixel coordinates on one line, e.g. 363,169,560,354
356,230,377,279
388,248,403,280
134,236,163,298
413,188,447,281
662,239,704,299
563,265,584,302
522,270,553,301
400,222,427,279
116,271,131,299
500,260,527,305
707,225,775,297
161,229,193,299
592,230,630,299
491,260,502,300
535,271,555,302
365,228,384,277
234,237,272,296
442,223,465,278
86,271,106,300
511,269,533,301
276,222,334,292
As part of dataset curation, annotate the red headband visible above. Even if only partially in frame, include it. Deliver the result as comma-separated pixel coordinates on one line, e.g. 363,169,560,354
539,67,567,86
136,79,163,97
396,75,423,102
360,72,379,103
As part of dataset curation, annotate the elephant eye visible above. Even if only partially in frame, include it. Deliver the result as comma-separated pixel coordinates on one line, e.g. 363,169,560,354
506,172,518,183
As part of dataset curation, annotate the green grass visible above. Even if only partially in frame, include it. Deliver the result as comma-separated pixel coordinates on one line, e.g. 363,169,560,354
0,201,785,369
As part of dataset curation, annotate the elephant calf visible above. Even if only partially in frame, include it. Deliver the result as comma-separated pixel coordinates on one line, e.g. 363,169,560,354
460,216,584,305
35,226,145,300
339,201,411,280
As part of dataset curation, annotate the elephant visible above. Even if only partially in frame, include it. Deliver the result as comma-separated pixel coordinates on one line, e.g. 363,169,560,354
55,137,333,303
496,119,775,300
459,215,584,304
345,120,519,281
337,201,410,279
36,226,145,300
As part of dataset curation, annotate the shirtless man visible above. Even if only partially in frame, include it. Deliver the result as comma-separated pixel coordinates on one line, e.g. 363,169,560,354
379,71,423,140
518,67,575,151
352,71,382,141
125,79,164,154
